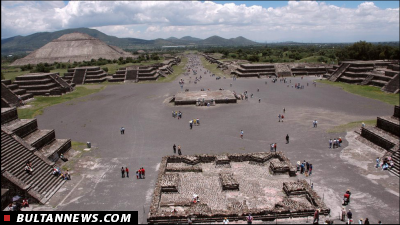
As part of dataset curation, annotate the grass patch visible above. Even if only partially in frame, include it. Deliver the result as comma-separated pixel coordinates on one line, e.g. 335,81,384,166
328,119,376,133
317,80,400,106
18,85,105,119
200,56,232,78
61,141,87,171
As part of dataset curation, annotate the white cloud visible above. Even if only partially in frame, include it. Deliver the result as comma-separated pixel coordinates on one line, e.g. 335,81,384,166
1,1,399,42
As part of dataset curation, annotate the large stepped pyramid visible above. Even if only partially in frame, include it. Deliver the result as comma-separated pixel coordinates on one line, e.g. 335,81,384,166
361,105,400,177
328,61,399,93
1,107,71,162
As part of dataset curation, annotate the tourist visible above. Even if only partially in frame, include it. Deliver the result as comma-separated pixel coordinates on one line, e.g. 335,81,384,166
338,137,342,147
359,218,363,224
126,167,129,178
178,145,182,155
25,163,33,175
246,214,253,224
141,167,145,179
197,118,200,125
346,189,352,203
364,218,370,224
259,98,261,103
223,217,229,224
376,157,380,168
283,108,286,113
362,122,365,128
309,164,313,176
271,144,275,152
341,207,346,221
333,139,337,149
286,134,289,144
173,144,176,154
22,199,29,208
313,209,320,224
121,167,125,178
190,120,193,129
60,153,68,162
313,120,316,127
8,203,13,211
121,127,125,135
274,143,277,152
347,209,353,224
64,170,71,180
240,130,244,139
329,139,332,149
315,120,318,127
300,162,304,174
136,171,139,179
278,114,281,122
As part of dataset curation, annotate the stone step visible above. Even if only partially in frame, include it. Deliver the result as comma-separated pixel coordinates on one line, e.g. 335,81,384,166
361,126,398,151
39,139,71,160
1,118,38,138
23,129,55,150
108,78,125,82
26,88,61,96
43,179,66,200
14,78,53,86
377,116,400,137
19,93,34,101
1,107,18,125
7,84,19,90
18,83,57,91
13,89,27,95
1,79,12,85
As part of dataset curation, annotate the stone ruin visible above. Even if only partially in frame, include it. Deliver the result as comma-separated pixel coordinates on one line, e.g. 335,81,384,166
108,57,181,82
148,152,330,224
328,60,399,93
62,66,107,85
3,72,73,97
1,107,71,206
173,90,237,106
360,105,399,177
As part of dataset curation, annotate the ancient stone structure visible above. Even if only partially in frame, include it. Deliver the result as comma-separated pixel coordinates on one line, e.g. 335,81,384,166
7,73,73,96
290,66,332,76
63,66,107,84
328,61,399,93
108,57,181,82
1,107,70,204
174,90,237,105
1,81,33,107
11,33,134,66
361,105,400,176
1,107,71,162
148,152,329,224
231,64,276,78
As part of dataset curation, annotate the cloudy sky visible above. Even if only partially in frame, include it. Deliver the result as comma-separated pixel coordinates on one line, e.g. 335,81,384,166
1,1,399,42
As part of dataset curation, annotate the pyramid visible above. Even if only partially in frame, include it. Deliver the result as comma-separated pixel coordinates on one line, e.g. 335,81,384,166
11,33,133,66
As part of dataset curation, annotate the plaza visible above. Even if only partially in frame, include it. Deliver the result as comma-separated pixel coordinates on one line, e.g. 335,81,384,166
22,54,398,223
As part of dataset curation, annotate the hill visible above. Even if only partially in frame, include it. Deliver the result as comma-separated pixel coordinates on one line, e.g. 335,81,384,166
1,28,260,55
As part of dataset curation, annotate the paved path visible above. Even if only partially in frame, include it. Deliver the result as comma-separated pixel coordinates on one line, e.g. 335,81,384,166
35,54,398,224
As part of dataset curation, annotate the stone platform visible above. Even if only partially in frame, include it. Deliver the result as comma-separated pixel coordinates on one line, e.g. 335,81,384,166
148,152,329,224
174,90,237,105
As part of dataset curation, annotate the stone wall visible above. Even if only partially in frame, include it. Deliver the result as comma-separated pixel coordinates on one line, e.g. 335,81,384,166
361,127,396,150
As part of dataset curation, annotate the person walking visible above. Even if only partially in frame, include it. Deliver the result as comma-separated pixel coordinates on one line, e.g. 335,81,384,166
309,164,313,176
376,157,380,168
347,209,353,224
274,143,277,152
121,167,125,178
258,98,261,103
240,130,244,139
286,134,289,144
190,120,193,129
121,127,125,135
142,167,145,179
178,145,182,155
329,139,332,149
173,144,176,154
313,209,320,224
315,120,318,128
283,108,286,113
136,170,139,179
125,167,129,178
278,114,281,122
341,207,346,221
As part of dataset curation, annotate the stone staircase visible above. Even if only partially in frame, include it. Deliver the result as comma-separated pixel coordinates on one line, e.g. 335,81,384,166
71,68,86,85
231,64,276,77
328,63,350,81
360,75,374,85
1,130,66,204
361,105,400,177
1,107,71,162
64,66,108,84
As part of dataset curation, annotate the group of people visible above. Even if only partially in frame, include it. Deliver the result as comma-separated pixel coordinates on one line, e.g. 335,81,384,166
297,160,313,176
189,118,200,129
24,161,33,174
270,143,277,152
173,144,182,155
329,137,342,148
376,156,395,170
278,114,285,122
8,199,29,211
120,167,145,179
52,166,71,180
172,111,182,119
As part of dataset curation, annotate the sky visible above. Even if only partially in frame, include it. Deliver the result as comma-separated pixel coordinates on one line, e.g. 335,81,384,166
1,1,399,43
